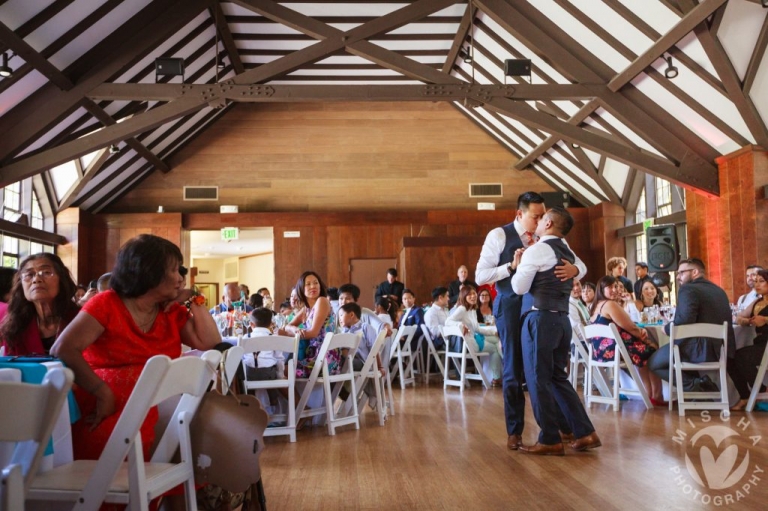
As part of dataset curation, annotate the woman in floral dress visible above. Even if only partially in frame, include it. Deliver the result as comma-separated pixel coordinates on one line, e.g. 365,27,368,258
282,271,337,377
588,275,664,405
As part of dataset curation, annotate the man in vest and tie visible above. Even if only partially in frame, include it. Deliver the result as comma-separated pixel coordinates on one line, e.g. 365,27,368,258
476,192,582,451
511,206,600,455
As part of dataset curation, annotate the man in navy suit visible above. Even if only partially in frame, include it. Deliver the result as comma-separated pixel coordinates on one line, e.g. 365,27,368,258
399,288,425,350
648,258,735,390
476,192,582,451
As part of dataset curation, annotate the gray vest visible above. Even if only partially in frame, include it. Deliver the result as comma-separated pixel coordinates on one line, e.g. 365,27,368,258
495,222,524,297
529,238,575,313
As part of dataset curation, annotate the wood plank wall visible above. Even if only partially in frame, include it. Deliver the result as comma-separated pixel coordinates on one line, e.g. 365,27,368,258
103,102,553,214
64,208,607,306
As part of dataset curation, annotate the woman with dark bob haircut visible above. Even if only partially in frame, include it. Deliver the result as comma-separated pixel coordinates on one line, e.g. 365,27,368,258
52,234,221,461
280,270,338,378
0,253,79,355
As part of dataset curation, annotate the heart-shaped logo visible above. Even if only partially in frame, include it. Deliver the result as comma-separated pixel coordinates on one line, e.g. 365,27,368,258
684,425,750,490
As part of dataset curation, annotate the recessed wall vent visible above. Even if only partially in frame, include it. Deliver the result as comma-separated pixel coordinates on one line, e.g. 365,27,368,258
469,183,503,197
183,186,218,201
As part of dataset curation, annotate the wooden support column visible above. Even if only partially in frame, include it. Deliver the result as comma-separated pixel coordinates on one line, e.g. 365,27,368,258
586,202,625,280
56,208,101,285
686,145,768,299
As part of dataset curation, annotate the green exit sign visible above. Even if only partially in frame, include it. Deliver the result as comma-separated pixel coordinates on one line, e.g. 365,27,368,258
221,227,239,241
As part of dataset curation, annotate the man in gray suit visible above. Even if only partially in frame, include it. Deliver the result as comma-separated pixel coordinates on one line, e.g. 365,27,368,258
648,258,735,391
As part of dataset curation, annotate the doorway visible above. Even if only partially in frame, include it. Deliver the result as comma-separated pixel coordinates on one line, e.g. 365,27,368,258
350,258,397,310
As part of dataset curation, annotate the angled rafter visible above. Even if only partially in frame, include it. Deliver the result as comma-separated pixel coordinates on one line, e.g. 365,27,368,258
81,100,170,174
0,0,208,163
568,146,621,205
0,1,76,56
744,14,768,95
442,2,473,74
0,22,73,90
211,0,245,74
678,0,768,148
57,147,111,210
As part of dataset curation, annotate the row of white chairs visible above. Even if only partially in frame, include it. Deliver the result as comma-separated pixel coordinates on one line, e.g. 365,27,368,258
570,321,768,417
1,351,225,511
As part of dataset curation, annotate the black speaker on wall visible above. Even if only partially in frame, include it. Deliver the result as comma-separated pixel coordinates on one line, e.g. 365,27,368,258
541,191,571,208
646,224,679,272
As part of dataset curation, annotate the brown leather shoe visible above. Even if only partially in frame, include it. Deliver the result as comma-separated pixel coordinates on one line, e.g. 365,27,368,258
570,432,602,451
559,432,575,443
519,442,565,456
507,434,522,450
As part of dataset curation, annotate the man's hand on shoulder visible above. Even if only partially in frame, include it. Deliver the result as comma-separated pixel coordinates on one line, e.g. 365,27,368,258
554,259,578,281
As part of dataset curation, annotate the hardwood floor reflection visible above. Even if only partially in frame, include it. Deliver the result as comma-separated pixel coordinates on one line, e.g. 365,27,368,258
258,380,768,510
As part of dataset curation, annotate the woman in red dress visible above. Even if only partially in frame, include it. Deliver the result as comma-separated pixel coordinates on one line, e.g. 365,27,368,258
53,234,221,460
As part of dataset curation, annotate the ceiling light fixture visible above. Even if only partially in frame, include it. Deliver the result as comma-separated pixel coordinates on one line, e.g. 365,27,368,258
0,53,13,78
109,144,119,154
664,55,679,79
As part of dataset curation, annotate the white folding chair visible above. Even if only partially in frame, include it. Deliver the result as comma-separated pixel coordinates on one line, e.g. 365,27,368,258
440,325,491,392
0,367,73,511
584,323,652,411
382,329,396,418
221,345,244,395
239,334,298,442
746,342,768,412
342,330,389,426
295,332,361,435
388,325,418,390
317,332,361,436
420,324,445,381
569,327,589,393
669,322,730,417
29,351,221,511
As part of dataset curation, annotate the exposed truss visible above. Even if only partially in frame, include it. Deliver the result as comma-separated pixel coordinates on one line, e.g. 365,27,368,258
0,0,766,213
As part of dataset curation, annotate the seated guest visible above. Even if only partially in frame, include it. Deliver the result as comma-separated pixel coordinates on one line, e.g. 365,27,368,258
286,288,303,323
633,262,653,301
607,256,633,295
339,302,383,406
588,275,663,405
280,271,338,378
648,258,736,394
73,284,87,304
375,268,404,306
581,281,596,311
211,282,253,314
242,307,284,406
448,265,477,308
424,286,449,349
618,285,642,323
736,265,763,310
96,272,112,292
240,284,250,301
248,293,265,310
51,234,221,460
375,297,396,327
446,285,502,386
0,253,79,355
634,280,663,314
398,288,425,347
568,279,590,331
257,287,273,310
327,286,340,316
732,269,768,410
338,283,389,335
477,287,495,325
279,300,292,317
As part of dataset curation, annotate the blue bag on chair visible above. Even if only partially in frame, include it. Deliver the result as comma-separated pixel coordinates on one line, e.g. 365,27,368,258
473,332,485,351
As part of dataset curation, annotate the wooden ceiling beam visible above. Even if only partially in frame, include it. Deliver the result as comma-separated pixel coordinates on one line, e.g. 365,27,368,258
57,147,111,210
483,97,719,196
211,0,245,74
442,2,473,74
744,15,768,96
88,83,605,102
81,100,170,173
678,0,768,148
0,97,207,186
567,145,621,205
0,0,76,56
0,0,207,164
0,22,73,90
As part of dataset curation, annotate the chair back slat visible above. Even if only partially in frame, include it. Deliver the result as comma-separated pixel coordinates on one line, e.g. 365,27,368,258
239,335,299,355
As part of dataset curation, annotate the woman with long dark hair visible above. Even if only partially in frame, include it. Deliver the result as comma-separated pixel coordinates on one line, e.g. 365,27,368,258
0,253,79,355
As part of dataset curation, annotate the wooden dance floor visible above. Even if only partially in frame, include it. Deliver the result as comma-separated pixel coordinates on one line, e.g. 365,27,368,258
259,381,768,510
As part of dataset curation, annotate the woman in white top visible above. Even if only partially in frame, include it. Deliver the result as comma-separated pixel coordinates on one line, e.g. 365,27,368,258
445,285,502,385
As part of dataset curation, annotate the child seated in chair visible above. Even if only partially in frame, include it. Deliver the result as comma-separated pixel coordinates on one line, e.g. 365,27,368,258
338,302,385,407
242,308,285,407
